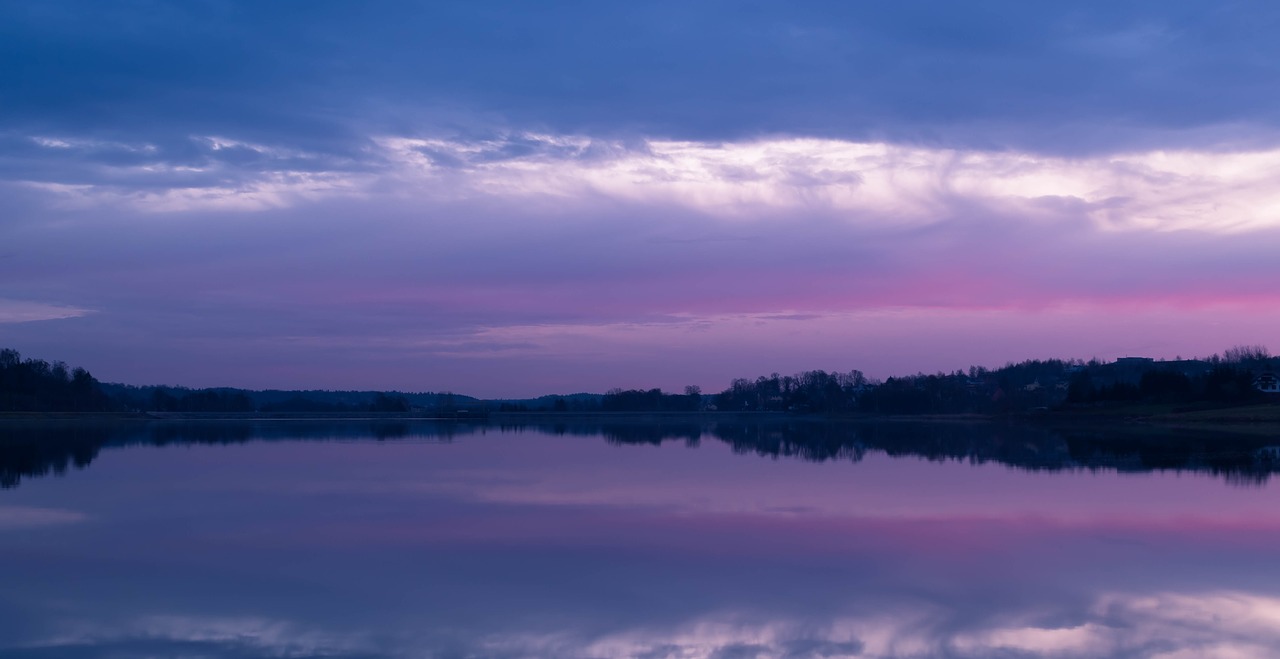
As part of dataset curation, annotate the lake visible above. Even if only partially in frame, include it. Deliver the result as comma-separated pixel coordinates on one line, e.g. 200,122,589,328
3,418,1280,658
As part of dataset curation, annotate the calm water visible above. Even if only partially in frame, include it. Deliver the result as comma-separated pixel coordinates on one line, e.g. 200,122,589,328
3,419,1280,658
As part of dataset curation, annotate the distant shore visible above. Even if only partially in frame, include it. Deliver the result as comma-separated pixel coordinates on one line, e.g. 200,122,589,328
4,404,1279,429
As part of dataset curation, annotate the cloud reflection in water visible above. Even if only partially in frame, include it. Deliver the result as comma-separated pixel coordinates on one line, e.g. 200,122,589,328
3,422,1280,658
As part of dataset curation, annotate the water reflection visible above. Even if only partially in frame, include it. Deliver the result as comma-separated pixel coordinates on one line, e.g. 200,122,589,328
2,420,1280,658
0,419,466,489
5,418,1280,489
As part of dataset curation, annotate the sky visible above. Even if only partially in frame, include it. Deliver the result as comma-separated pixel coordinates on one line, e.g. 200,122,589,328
3,0,1280,397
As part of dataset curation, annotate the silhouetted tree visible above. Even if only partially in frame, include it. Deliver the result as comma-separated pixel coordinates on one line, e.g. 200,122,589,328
0,348,113,412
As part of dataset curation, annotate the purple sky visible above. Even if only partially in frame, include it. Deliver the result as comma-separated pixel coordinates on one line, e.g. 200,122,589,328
3,2,1280,396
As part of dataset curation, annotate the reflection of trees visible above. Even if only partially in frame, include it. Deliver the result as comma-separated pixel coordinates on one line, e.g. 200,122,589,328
497,421,704,446
601,419,1280,485
600,423,702,447
0,420,471,489
704,420,1280,484
0,422,112,488
5,419,1280,490
1055,427,1279,485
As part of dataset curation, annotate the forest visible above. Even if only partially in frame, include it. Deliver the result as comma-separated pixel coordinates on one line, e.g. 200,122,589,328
0,348,113,413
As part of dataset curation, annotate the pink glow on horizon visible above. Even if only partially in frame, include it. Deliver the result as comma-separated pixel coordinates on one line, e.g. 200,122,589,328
6,136,1280,394
23,301,1274,396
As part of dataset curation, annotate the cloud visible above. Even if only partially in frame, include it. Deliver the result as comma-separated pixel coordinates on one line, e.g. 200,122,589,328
377,135,1280,233
0,300,92,324
0,505,87,529
4,131,1280,393
1,133,377,211
7,2,1280,156
951,591,1280,658
24,615,380,659
14,131,1280,236
401,591,1280,658
488,591,1280,658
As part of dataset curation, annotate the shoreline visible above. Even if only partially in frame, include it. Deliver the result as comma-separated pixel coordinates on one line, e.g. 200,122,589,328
2,405,1278,429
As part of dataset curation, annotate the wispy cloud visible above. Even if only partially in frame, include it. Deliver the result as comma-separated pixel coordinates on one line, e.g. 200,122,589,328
396,590,1280,658
29,615,379,658
0,505,87,529
19,133,1280,235
0,299,92,324
383,135,1280,233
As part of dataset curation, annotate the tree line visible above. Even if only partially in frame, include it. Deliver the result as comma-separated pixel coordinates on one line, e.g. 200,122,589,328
0,348,112,412
2,345,1276,416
